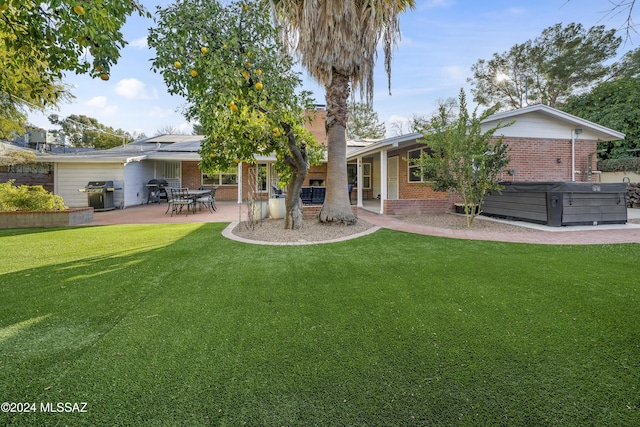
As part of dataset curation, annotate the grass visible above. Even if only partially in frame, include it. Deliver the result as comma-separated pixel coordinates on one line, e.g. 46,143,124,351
1,223,639,426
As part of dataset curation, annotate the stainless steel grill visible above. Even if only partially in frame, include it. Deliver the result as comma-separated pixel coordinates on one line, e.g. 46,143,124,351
82,181,116,211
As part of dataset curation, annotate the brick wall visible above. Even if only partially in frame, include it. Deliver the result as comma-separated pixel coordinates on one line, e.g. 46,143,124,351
305,109,327,146
495,137,597,182
384,196,462,215
181,161,202,190
0,208,93,228
302,205,358,219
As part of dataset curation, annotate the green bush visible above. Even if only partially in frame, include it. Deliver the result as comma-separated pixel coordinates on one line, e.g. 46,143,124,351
0,180,67,212
599,157,640,173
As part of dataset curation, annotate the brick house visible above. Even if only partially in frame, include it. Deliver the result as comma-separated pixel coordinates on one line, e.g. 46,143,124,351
346,104,625,215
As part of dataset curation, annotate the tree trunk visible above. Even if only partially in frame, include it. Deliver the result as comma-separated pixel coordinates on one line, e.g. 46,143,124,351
319,70,357,225
282,123,308,230
285,168,305,229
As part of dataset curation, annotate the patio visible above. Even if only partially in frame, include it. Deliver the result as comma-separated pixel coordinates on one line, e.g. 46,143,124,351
83,200,640,245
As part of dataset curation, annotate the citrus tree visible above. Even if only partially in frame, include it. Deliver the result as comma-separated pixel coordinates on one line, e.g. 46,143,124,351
414,89,512,227
0,0,148,136
148,0,323,229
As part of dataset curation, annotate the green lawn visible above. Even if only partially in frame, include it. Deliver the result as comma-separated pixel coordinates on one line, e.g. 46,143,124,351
1,223,639,426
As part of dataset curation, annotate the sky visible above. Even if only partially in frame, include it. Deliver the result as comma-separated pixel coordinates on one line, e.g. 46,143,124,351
26,0,637,139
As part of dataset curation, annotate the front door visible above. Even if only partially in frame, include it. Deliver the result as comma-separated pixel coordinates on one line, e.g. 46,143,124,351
387,156,399,200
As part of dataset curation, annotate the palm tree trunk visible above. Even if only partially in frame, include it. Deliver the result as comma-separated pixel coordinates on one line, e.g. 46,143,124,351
319,70,357,225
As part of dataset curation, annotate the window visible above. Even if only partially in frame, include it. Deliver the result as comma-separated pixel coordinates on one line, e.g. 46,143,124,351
347,162,371,189
164,162,180,180
203,168,238,186
407,147,432,183
256,163,267,192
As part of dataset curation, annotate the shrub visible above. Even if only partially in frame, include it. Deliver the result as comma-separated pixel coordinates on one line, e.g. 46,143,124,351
0,180,67,212
599,157,640,173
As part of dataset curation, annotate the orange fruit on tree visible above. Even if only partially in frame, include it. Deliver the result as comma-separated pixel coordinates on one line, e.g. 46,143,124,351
73,5,85,15
200,46,209,54
255,82,263,90
99,73,109,81
190,69,197,77
174,61,181,68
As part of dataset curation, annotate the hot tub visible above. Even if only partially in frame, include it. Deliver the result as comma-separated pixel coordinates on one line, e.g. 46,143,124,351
482,182,628,226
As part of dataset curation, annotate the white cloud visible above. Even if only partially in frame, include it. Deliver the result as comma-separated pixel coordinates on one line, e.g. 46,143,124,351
115,78,152,100
86,96,107,108
130,37,148,49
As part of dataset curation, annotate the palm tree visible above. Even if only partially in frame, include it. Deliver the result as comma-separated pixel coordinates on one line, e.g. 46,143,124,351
270,0,415,224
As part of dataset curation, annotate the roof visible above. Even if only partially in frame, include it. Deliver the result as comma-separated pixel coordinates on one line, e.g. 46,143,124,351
34,134,205,163
347,132,423,160
482,103,625,141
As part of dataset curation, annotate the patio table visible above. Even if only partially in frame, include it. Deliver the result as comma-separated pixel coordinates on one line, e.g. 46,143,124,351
185,189,212,212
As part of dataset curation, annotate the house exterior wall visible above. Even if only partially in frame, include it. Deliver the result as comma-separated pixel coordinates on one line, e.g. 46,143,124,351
54,163,125,208
381,136,596,214
123,161,151,207
305,109,327,146
495,137,597,182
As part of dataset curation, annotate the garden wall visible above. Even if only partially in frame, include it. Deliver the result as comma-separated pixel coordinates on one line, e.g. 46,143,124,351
0,208,93,229
600,171,640,183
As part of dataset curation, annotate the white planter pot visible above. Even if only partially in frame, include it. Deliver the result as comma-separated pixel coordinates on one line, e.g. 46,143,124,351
269,197,286,219
251,202,269,220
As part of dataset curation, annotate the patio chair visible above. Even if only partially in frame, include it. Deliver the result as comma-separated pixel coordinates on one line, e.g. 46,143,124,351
311,186,326,204
196,186,217,212
272,185,284,197
168,188,195,217
300,186,313,205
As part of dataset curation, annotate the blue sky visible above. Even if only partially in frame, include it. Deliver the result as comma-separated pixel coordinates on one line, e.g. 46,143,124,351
27,0,635,138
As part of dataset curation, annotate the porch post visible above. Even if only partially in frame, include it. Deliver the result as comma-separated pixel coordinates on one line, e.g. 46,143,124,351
237,162,243,204
380,149,388,214
357,156,363,208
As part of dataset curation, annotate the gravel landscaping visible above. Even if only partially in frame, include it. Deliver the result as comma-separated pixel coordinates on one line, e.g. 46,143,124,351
232,212,539,243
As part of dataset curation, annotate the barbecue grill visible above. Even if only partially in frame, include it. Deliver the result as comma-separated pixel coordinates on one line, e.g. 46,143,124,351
146,179,169,204
82,181,116,211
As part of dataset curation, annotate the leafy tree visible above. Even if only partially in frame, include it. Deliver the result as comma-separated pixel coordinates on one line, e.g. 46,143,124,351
0,1,148,136
346,101,386,140
387,118,412,137
562,78,640,158
148,0,323,229
155,125,189,136
271,0,416,225
0,32,71,139
413,89,512,227
48,114,133,149
610,47,640,80
469,23,621,109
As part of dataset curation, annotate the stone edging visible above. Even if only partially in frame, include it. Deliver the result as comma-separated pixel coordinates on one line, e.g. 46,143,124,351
221,221,381,245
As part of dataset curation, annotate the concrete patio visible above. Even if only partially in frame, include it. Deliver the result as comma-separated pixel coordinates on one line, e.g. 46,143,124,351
84,200,640,245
